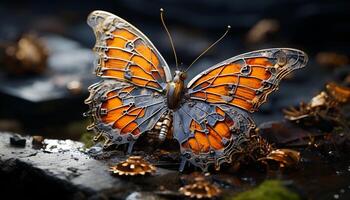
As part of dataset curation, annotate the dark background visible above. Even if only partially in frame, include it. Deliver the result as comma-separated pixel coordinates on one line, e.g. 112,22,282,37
0,0,349,139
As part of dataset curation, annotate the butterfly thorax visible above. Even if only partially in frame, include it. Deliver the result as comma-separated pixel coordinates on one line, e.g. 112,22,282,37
166,70,187,109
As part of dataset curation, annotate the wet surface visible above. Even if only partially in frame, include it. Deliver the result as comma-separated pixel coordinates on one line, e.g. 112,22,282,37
1,129,350,200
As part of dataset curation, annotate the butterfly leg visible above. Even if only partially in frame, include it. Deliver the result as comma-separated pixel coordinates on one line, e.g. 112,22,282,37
127,140,135,154
179,157,187,172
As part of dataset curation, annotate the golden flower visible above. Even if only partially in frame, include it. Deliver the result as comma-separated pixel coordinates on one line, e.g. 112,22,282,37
109,156,156,176
326,82,350,104
179,176,221,199
258,149,300,168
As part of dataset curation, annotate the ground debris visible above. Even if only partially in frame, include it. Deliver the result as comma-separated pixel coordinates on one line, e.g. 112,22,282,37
10,134,26,147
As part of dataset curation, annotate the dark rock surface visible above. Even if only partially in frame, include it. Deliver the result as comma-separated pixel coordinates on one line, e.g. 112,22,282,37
0,132,176,199
0,35,96,139
9,134,26,147
1,128,350,200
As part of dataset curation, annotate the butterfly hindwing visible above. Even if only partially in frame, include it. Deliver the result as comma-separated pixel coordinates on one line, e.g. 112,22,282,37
187,48,308,112
85,80,167,150
173,101,255,171
87,10,172,92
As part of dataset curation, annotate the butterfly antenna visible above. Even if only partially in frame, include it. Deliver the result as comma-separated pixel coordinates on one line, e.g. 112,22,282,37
160,8,179,69
185,25,231,72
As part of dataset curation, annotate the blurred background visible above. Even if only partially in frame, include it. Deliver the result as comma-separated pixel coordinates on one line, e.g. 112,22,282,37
0,0,349,140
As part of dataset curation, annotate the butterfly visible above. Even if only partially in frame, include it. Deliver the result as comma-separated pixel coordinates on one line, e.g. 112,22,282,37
84,10,308,171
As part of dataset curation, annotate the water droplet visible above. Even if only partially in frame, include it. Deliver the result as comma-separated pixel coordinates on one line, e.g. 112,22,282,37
334,194,339,199
241,177,252,182
336,171,343,175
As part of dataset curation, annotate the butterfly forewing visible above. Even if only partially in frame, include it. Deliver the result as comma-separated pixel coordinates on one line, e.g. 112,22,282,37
187,48,308,112
87,10,172,92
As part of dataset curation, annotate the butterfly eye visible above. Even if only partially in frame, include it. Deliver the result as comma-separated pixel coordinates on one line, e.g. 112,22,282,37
180,73,187,80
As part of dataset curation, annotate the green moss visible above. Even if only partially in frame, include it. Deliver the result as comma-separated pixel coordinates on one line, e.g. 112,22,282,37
333,126,346,134
228,180,300,200
66,120,90,137
79,131,94,148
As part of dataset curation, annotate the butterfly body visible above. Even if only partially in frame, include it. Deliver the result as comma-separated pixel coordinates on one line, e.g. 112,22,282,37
166,70,187,109
85,10,308,171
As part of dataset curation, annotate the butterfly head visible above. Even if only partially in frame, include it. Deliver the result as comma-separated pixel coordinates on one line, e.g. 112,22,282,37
173,70,187,83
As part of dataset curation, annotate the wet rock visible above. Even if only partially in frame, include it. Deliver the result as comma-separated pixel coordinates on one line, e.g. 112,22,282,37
257,121,323,147
9,134,26,147
1,131,350,200
86,145,104,156
125,192,166,200
0,132,174,200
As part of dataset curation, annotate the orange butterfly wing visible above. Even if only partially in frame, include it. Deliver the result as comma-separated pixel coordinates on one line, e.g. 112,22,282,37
85,81,167,151
173,101,255,170
174,48,308,170
85,11,170,151
87,10,171,92
187,48,308,112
